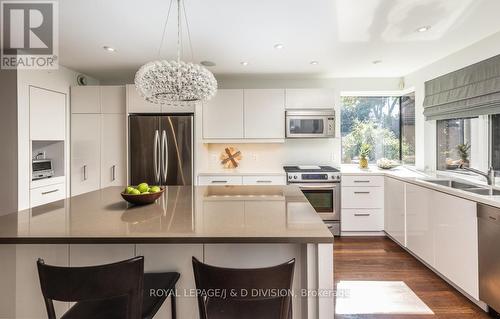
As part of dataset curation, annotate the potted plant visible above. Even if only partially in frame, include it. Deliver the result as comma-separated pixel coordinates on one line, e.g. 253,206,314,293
359,143,371,169
457,142,471,167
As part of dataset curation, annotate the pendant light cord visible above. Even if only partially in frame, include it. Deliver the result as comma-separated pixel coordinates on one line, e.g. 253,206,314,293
177,0,181,64
182,0,195,61
157,0,173,59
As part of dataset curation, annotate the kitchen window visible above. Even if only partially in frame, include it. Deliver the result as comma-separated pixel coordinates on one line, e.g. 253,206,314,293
491,114,500,171
436,118,473,171
341,94,415,164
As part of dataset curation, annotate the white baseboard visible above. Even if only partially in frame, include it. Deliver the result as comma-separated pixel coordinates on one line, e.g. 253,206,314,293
340,231,386,237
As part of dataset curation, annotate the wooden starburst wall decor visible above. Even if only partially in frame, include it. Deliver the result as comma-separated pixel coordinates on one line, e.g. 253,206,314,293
220,147,242,168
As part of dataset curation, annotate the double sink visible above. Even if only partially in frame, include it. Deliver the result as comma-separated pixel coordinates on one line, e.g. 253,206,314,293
422,179,500,196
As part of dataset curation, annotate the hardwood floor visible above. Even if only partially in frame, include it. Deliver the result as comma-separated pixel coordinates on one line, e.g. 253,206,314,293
334,236,492,319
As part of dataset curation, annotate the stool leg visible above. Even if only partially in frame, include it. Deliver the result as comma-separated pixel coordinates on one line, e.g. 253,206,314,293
170,292,177,319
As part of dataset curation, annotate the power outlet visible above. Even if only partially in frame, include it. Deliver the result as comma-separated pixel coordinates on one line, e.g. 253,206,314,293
252,153,258,161
211,154,218,163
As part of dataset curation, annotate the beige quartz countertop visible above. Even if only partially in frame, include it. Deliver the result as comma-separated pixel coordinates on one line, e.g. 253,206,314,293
198,169,285,176
341,164,500,209
0,186,333,244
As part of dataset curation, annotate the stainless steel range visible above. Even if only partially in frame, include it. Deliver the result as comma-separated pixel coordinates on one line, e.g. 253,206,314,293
284,165,341,236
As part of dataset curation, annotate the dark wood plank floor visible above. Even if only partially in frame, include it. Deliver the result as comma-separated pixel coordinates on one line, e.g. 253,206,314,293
334,236,492,319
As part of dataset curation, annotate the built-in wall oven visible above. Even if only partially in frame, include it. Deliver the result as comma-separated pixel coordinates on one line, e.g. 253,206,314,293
284,166,341,236
285,109,335,138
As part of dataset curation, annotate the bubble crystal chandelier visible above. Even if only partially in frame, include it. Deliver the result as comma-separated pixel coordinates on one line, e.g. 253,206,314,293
135,0,217,104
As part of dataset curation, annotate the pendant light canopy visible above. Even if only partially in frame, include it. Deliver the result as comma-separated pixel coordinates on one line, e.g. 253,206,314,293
135,0,217,104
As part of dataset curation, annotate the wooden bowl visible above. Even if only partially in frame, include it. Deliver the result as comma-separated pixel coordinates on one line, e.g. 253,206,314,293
120,187,165,205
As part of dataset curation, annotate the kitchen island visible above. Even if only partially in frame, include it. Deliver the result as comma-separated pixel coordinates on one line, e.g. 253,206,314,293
0,185,334,319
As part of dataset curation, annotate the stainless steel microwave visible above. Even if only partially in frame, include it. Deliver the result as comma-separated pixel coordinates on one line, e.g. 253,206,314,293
32,159,54,180
285,109,335,138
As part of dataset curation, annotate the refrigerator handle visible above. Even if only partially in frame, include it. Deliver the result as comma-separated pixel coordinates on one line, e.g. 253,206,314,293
162,130,168,184
154,130,160,183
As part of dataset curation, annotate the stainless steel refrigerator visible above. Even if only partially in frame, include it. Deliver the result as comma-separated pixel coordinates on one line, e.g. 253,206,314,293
129,114,193,186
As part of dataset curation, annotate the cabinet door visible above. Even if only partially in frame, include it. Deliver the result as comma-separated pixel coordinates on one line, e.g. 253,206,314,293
406,184,434,266
71,86,100,113
434,193,478,299
101,86,126,114
101,114,126,188
71,114,101,196
285,89,335,109
384,178,406,245
126,84,161,113
244,89,285,138
203,89,244,139
30,86,66,140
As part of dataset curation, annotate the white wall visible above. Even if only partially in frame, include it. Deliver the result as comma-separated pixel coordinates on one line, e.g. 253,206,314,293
199,76,402,171
17,66,98,210
404,31,500,171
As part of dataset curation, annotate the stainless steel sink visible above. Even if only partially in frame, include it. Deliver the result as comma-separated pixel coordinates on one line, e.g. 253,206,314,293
464,188,500,196
422,179,500,196
424,179,478,189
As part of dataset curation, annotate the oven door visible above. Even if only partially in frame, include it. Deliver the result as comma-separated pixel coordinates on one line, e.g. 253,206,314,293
286,116,330,138
297,183,340,221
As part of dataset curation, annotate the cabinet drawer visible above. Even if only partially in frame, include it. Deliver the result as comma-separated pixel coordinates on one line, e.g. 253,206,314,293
342,187,384,208
242,175,286,185
342,175,384,187
31,183,66,207
198,176,243,186
342,209,384,231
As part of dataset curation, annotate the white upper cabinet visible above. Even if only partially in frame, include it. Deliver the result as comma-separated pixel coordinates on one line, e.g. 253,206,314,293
100,114,126,188
101,86,126,114
285,89,335,109
72,86,126,114
244,89,285,139
126,84,161,113
71,86,100,113
203,89,244,139
71,114,101,196
30,86,66,140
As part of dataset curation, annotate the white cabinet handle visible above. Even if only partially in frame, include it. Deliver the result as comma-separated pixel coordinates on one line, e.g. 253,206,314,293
354,180,370,183
112,165,116,181
211,180,228,184
354,191,370,194
83,165,88,181
42,189,59,195
256,180,272,183
354,213,371,217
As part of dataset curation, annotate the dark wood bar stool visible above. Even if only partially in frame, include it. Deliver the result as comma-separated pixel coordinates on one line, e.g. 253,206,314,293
192,257,295,319
37,256,180,319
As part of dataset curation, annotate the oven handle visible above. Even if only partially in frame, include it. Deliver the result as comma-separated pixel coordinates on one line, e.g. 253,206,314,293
297,184,339,190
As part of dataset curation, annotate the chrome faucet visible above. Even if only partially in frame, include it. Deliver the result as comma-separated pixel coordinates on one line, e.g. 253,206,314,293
459,165,496,186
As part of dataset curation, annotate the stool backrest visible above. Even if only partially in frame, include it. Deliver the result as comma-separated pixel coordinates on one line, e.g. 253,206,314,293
37,256,144,319
192,257,295,319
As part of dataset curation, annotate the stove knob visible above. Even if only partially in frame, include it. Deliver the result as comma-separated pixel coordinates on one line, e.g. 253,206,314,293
288,175,292,180
294,175,298,179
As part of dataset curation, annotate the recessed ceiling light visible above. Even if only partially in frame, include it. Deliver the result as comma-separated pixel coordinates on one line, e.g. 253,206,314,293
372,60,382,64
240,61,249,66
273,43,284,50
200,61,216,67
310,60,319,65
416,25,431,33
103,46,116,52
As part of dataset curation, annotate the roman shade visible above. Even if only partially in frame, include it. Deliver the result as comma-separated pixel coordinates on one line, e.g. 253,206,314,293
423,54,500,120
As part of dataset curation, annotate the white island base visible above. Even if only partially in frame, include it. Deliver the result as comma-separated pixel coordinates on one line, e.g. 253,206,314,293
0,243,333,319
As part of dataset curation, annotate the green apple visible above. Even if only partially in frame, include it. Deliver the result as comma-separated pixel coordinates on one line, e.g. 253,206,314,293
130,189,141,195
141,191,150,195
150,186,161,193
125,186,135,194
137,183,149,193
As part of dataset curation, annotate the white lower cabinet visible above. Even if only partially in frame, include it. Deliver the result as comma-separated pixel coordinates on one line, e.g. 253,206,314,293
342,175,384,232
342,209,384,231
405,183,435,266
384,177,406,245
198,174,286,186
404,182,479,299
30,183,66,207
434,192,478,299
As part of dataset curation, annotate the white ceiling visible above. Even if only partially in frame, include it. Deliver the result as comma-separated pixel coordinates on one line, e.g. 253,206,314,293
58,0,500,82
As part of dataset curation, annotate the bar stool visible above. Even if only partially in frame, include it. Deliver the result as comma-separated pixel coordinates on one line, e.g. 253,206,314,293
192,257,295,319
37,256,179,319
